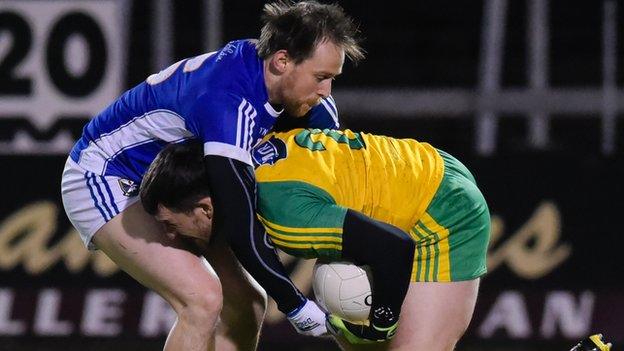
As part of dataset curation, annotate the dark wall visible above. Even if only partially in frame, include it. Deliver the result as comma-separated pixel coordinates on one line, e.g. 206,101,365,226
0,1,622,350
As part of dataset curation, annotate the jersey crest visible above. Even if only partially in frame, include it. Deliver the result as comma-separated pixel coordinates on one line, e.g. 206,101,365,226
252,136,287,167
118,178,139,197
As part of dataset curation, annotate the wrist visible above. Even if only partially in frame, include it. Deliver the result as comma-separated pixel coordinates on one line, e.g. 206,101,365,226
286,298,308,318
286,299,328,337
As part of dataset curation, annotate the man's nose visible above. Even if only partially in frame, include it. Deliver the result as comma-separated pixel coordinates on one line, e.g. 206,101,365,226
317,80,332,98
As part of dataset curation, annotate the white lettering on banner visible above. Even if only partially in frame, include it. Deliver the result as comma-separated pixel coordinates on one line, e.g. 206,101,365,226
478,291,532,338
0,0,126,154
540,291,594,338
478,290,595,339
82,289,126,336
0,288,175,337
0,289,26,335
33,288,74,336
0,287,600,339
139,292,176,337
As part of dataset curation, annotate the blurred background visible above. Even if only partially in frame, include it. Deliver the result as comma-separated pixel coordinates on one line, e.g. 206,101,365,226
0,0,622,350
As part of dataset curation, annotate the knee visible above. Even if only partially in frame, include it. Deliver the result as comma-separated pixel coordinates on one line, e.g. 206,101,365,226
173,283,224,327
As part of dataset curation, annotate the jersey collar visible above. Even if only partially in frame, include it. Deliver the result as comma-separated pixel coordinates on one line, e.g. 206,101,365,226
264,102,283,117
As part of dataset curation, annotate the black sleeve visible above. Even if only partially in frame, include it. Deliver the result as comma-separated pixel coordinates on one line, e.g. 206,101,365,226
341,209,415,328
203,155,305,314
271,113,312,132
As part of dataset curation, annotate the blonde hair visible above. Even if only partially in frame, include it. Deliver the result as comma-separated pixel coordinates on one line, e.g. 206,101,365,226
257,1,365,64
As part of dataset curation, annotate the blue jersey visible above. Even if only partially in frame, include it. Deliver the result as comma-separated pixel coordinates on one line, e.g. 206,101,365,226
69,40,339,183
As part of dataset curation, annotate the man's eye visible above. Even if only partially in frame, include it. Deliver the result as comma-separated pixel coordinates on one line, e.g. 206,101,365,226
316,76,335,82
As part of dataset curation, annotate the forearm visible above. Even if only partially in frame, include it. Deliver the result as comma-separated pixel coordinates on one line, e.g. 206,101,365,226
226,217,305,314
341,209,415,328
203,155,305,313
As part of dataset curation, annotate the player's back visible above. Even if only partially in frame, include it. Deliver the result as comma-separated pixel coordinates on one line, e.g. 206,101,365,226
69,40,267,183
253,128,444,232
363,131,444,230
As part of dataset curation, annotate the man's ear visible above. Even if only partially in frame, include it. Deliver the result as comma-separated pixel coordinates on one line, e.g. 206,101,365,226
268,50,291,74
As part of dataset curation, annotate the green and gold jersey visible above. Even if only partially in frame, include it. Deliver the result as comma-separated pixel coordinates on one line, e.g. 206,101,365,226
253,128,445,260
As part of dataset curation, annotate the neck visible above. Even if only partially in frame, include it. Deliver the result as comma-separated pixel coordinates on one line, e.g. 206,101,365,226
263,59,282,104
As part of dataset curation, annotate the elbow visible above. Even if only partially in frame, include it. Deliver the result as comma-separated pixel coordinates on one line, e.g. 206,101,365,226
393,232,416,261
402,233,416,251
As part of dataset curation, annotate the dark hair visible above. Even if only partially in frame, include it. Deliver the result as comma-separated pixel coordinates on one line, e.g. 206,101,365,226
256,1,365,64
140,141,210,215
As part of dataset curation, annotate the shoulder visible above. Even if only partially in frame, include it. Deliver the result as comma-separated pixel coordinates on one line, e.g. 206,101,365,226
213,40,260,76
194,39,262,96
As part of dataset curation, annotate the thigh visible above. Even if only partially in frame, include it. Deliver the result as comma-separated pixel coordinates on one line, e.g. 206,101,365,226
92,201,222,311
331,280,479,351
390,279,480,351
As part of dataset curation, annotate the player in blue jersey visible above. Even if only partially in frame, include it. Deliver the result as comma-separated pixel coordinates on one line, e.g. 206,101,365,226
60,2,364,350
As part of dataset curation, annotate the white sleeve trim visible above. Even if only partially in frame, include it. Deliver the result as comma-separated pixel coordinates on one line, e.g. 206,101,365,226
204,141,252,166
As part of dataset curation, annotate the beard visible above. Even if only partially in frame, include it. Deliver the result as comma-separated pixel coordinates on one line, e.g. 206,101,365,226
284,99,320,117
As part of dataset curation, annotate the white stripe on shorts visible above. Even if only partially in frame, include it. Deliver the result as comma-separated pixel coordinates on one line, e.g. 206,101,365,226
61,158,139,250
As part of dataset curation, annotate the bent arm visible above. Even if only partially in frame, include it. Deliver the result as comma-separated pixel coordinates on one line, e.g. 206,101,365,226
203,155,305,313
342,209,415,328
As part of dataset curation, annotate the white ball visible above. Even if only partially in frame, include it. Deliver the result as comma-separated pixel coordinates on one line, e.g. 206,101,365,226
313,262,372,323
